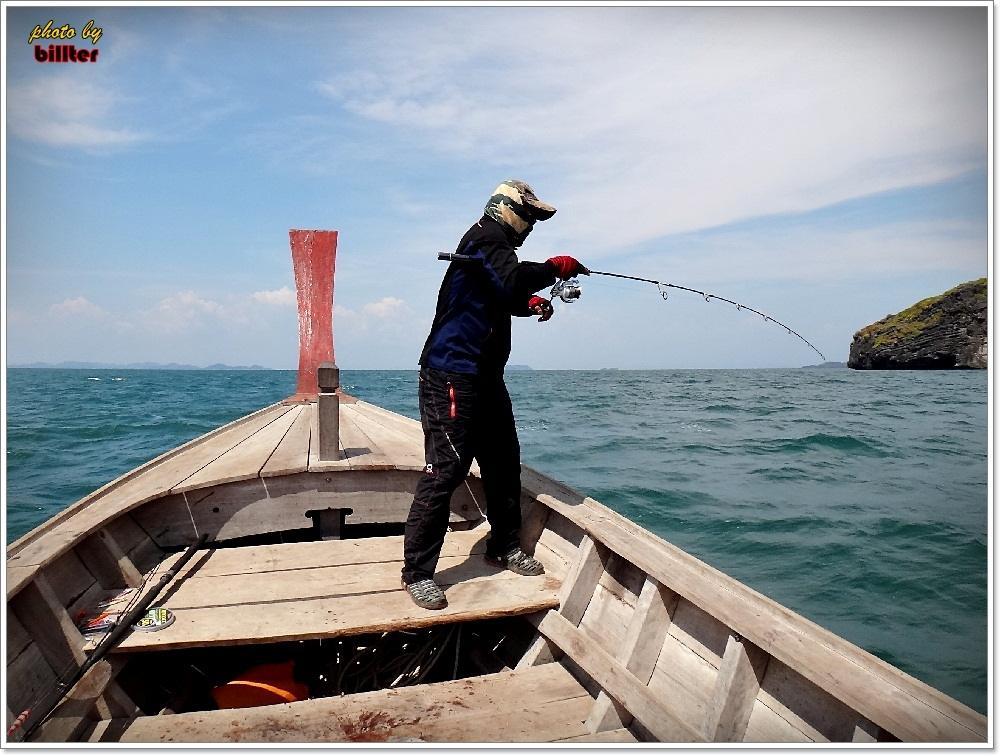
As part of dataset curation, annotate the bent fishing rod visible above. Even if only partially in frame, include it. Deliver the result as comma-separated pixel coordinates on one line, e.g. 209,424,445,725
438,252,826,361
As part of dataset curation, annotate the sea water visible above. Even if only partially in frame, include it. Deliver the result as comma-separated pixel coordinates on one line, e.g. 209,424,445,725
4,368,988,713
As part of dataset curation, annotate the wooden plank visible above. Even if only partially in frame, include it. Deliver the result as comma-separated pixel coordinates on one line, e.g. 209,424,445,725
556,728,639,743
102,533,559,652
133,471,475,549
703,634,770,741
40,550,98,611
597,552,645,608
111,572,558,652
7,613,32,665
579,584,632,656
586,576,676,732
853,718,880,742
7,404,294,596
7,643,59,731
337,406,397,469
756,656,877,742
127,531,164,574
28,659,117,743
354,401,481,477
103,515,148,554
515,634,558,669
353,399,423,442
532,611,705,742
10,576,86,676
744,699,813,743
327,665,591,743
521,467,986,741
97,663,590,743
557,534,604,626
159,529,486,580
339,403,425,470
124,551,516,613
91,532,491,624
519,497,550,554
667,597,730,667
174,406,302,492
535,524,577,568
75,530,142,590
647,633,717,726
260,404,312,477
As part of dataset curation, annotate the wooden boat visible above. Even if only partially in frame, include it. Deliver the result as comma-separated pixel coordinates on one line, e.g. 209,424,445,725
5,231,987,744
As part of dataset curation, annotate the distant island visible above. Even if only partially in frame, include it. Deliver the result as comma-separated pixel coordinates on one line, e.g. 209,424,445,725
506,364,533,371
800,362,847,369
10,361,273,370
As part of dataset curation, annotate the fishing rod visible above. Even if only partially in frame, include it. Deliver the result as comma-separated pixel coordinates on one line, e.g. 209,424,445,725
437,252,826,361
585,269,826,361
16,533,209,742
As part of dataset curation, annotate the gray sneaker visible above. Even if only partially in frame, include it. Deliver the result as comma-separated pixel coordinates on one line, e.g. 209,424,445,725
402,578,447,610
485,548,545,576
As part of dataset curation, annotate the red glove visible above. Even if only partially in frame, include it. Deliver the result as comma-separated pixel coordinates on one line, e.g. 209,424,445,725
527,296,554,322
547,255,589,280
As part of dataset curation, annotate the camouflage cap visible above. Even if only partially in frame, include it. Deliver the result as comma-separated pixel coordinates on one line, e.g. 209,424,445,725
483,180,557,235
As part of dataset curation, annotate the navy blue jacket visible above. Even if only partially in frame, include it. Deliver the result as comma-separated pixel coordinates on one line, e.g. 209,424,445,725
420,216,558,375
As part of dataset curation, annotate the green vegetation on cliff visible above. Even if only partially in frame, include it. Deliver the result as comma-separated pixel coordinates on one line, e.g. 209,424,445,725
856,278,986,349
849,277,987,369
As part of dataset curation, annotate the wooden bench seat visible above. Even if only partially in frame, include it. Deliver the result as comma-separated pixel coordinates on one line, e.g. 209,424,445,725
88,662,602,743
93,530,561,653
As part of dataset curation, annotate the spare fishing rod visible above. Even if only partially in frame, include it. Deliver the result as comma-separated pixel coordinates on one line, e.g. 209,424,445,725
436,252,826,361
16,533,210,742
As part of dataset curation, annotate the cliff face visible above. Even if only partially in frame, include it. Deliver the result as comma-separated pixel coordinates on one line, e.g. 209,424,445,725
848,278,987,370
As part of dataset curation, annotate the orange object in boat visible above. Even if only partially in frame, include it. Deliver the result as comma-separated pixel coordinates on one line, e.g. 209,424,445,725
211,661,309,709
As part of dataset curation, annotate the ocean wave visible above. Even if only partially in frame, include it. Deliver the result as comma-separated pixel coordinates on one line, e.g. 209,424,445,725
748,433,890,457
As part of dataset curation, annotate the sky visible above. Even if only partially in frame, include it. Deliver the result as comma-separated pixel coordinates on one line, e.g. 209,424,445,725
3,4,990,369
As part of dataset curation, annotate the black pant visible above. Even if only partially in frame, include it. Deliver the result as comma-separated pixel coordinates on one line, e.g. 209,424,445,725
402,367,523,583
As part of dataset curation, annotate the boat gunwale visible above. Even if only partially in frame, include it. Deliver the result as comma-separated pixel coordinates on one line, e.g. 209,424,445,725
7,402,287,557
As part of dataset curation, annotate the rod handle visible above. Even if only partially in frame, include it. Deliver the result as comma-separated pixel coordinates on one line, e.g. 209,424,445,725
438,252,477,263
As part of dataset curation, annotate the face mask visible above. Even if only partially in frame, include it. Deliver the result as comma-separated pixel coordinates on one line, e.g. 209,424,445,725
483,180,555,246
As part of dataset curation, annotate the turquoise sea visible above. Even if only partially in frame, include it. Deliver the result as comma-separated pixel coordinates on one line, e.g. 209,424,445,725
5,368,989,713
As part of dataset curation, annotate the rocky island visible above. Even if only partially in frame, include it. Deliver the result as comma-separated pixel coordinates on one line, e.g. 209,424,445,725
848,278,987,369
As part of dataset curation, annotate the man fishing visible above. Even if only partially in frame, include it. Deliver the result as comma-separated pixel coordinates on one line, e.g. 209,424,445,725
401,180,588,609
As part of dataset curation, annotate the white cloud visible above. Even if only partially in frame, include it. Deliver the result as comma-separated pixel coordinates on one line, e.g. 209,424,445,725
148,290,225,332
315,6,986,252
629,219,986,289
8,73,147,149
49,296,107,318
251,286,296,306
334,297,411,330
363,296,407,319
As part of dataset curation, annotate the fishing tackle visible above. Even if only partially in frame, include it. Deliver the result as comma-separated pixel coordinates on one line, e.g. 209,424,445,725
585,269,826,361
550,278,582,303
436,252,825,360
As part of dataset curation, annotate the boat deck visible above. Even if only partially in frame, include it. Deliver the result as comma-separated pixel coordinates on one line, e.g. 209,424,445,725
87,662,635,743
8,398,474,599
93,530,560,653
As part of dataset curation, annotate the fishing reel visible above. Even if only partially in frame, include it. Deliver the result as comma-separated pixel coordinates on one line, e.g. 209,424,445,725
550,278,582,303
